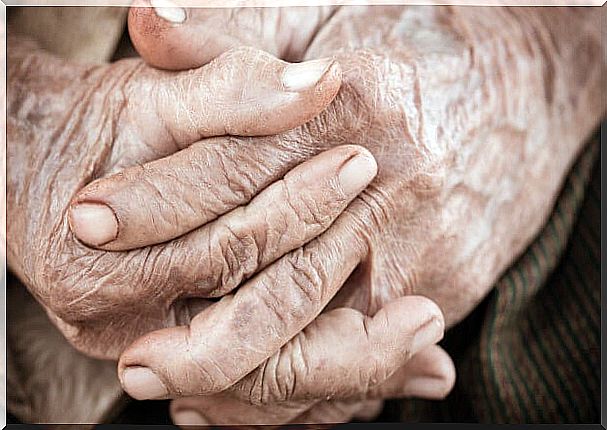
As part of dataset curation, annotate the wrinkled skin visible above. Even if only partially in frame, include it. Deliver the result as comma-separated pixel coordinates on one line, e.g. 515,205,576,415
127,4,606,328
7,4,606,426
7,32,357,358
120,4,606,425
7,11,453,424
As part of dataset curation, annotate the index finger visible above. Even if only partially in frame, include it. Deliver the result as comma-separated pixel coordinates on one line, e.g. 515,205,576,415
117,207,368,399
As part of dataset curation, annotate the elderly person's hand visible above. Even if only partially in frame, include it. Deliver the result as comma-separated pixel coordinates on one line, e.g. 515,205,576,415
116,3,605,425
7,30,373,359
8,22,454,426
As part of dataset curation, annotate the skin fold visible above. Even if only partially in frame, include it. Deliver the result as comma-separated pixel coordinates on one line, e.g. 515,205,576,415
7,4,605,426
7,31,356,358
118,4,606,425
7,10,453,423
5,9,128,426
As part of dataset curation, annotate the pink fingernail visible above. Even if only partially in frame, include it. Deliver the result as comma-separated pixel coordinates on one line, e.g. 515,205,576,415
338,148,378,195
411,318,444,353
404,377,450,399
151,0,186,24
121,367,168,400
69,202,118,246
282,58,334,92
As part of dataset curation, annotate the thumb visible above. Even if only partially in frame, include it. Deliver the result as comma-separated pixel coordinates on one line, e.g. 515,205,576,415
128,0,336,70
136,46,342,147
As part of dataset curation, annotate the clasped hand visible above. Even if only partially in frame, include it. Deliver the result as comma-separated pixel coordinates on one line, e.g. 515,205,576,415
9,3,603,426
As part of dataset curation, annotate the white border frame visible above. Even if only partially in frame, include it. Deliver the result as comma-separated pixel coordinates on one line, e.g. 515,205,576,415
1,1,604,427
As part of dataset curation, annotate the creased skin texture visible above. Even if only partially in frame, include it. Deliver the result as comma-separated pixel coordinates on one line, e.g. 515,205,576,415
126,6,606,425
7,33,346,359
129,2,338,68
6,5,606,423
134,5,606,333
297,6,607,324
7,39,159,357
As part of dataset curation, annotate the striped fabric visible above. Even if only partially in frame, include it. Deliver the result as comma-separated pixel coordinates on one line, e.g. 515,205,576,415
397,137,600,423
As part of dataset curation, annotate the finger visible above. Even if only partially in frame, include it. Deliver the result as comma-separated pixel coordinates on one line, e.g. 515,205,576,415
70,51,342,249
131,45,342,151
364,344,456,401
68,145,376,280
229,296,445,404
117,210,369,399
168,346,453,427
291,399,383,425
167,145,376,299
69,137,291,248
129,1,335,69
171,393,314,427
289,347,454,425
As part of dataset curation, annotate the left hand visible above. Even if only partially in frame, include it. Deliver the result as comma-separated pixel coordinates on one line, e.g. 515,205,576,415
170,345,455,426
115,3,606,425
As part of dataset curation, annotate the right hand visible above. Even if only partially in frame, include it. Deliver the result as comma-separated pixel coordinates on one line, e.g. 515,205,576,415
117,5,603,424
7,33,372,360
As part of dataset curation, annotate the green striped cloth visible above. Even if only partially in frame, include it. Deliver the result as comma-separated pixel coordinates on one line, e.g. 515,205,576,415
396,137,600,423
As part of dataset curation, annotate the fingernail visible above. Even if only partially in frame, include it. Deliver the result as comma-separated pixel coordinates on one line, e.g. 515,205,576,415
151,0,186,24
338,149,378,195
403,377,449,399
411,318,444,353
173,409,208,426
69,202,118,247
121,367,168,400
282,58,334,92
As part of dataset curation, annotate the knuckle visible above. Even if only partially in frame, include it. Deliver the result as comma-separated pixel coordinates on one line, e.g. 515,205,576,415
409,162,449,198
334,49,450,171
213,142,260,203
247,347,300,406
353,185,393,231
247,359,281,405
357,316,395,390
210,220,262,296
284,248,325,307
283,181,335,231
292,55,392,149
